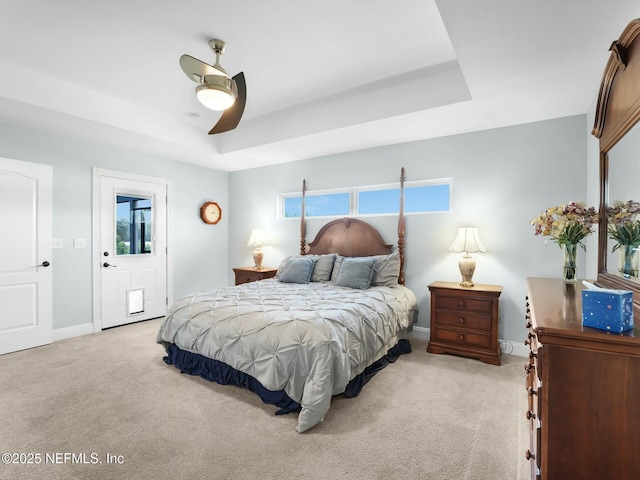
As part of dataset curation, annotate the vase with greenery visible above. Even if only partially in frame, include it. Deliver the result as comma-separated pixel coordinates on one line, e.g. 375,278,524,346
607,200,640,278
531,201,599,283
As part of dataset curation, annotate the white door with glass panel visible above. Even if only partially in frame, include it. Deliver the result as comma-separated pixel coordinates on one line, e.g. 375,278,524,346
100,175,167,329
0,157,52,355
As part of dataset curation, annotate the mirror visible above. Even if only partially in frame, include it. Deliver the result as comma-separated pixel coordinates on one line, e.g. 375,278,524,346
593,18,640,310
605,123,640,280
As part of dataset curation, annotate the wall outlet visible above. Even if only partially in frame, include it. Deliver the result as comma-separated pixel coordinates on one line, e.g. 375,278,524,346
52,238,63,249
74,238,86,249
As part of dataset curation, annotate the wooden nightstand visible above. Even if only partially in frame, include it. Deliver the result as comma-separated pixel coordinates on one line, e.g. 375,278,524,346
427,281,503,365
233,267,277,285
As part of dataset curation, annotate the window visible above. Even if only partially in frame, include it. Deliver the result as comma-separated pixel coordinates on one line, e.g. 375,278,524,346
116,195,153,255
358,182,450,215
279,178,451,219
283,192,350,218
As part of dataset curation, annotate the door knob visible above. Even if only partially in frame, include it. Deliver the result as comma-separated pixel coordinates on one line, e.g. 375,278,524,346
31,261,50,268
103,262,117,268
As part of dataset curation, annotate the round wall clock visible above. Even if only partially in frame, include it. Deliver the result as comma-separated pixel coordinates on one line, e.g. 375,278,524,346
200,201,222,225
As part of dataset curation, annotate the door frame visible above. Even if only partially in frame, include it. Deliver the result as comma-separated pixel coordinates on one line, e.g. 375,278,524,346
91,167,173,332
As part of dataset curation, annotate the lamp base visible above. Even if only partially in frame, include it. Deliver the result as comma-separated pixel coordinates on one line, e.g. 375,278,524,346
252,249,264,270
458,254,476,288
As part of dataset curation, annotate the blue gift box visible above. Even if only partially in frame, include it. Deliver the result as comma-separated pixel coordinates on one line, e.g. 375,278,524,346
582,289,634,332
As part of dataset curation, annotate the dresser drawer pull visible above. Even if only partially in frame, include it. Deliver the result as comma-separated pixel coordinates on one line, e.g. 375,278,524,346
458,333,464,341
525,320,532,329
526,410,536,420
524,363,534,374
526,450,535,461
529,351,537,359
527,387,538,396
458,317,465,324
457,300,465,307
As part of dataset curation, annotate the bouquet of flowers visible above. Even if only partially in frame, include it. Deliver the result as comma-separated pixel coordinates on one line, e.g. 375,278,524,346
531,201,599,249
607,200,640,251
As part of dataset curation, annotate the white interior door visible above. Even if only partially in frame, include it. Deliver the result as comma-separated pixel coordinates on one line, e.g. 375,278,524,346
99,174,167,329
0,157,52,355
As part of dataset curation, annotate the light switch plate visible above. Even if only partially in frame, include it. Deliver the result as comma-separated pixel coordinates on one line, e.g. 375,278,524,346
74,238,86,249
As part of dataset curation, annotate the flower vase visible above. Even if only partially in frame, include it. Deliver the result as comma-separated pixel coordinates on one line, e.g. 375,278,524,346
562,243,578,283
618,244,639,278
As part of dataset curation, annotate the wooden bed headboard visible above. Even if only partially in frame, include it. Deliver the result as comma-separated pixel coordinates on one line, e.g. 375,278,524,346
299,168,406,285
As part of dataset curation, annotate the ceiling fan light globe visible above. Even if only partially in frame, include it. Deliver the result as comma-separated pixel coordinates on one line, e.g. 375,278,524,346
195,76,236,111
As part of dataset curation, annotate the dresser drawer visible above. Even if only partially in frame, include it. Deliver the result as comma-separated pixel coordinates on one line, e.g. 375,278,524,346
434,310,492,332
436,295,493,314
432,326,492,349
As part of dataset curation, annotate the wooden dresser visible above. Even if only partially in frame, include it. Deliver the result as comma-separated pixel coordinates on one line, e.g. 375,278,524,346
525,277,640,480
427,281,502,365
233,267,277,285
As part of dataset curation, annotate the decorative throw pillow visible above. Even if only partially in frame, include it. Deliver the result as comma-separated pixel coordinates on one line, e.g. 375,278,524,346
278,256,317,284
311,253,337,282
371,250,401,287
330,255,345,283
334,257,376,290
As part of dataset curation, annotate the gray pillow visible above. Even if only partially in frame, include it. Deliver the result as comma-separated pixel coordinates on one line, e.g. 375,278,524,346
371,250,401,287
334,257,376,290
311,253,336,282
279,256,317,284
330,255,345,283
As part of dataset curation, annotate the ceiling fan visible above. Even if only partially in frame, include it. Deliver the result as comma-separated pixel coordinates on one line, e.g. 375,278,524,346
179,39,246,135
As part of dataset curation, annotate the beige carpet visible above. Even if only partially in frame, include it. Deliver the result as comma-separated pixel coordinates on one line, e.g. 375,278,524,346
0,319,529,480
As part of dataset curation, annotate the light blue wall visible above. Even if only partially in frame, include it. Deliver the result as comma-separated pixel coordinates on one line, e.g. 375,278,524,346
229,115,589,345
0,114,591,346
0,122,229,329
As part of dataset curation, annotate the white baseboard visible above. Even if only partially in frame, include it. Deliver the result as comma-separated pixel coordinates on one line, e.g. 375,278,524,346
53,322,95,342
409,326,528,358
409,325,430,341
499,339,528,357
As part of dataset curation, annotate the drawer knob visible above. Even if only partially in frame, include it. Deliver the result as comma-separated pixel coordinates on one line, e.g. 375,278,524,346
525,320,532,329
529,351,537,359
457,300,465,307
528,387,538,396
524,363,534,374
526,450,535,461
458,317,465,324
458,334,464,341
524,339,530,346
526,410,536,420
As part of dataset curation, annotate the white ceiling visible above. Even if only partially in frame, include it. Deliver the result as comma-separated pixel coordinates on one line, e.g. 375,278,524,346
0,0,638,172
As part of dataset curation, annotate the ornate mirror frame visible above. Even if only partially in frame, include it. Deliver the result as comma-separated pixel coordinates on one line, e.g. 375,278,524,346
592,18,640,311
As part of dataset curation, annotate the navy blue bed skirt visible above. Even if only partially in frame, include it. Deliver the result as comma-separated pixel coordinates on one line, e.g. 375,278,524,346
163,339,412,415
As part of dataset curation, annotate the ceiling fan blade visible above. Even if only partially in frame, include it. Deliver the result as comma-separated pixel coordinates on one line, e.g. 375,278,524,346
179,54,225,83
209,72,246,135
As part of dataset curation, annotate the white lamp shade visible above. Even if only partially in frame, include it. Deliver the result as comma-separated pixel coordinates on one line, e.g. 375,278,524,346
247,229,266,247
449,226,486,254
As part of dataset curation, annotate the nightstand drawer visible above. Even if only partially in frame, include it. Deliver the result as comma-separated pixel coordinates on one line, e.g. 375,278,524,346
436,295,493,314
434,311,492,332
432,327,492,350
